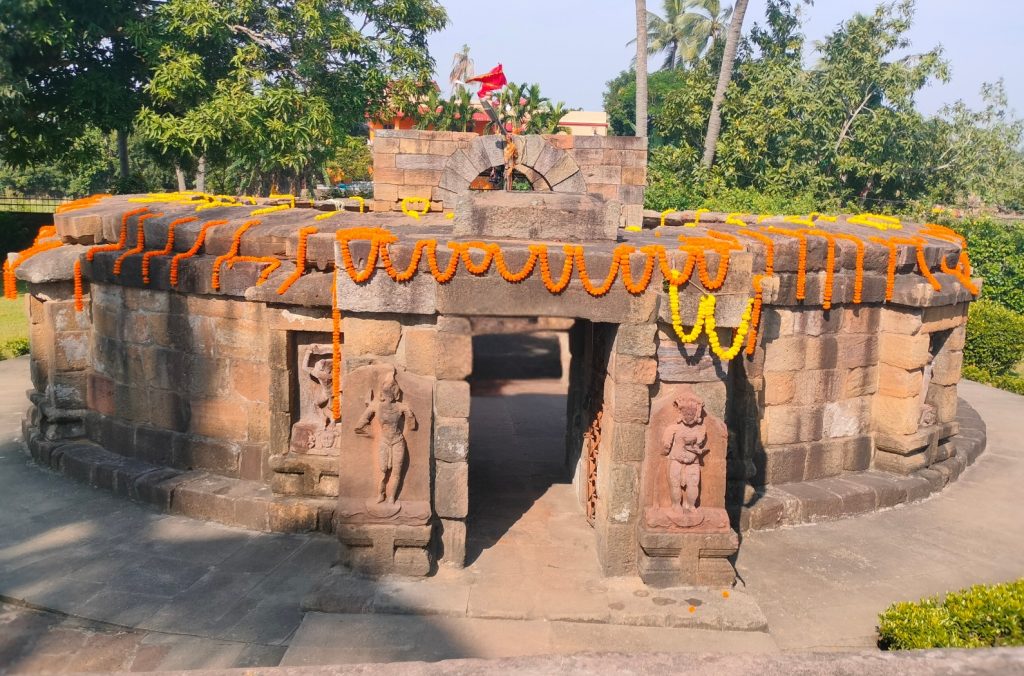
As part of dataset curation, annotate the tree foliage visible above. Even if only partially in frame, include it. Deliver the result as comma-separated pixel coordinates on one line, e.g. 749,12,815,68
135,0,447,194
607,0,1024,213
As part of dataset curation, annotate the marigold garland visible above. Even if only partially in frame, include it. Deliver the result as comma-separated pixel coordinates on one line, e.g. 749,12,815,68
142,216,197,284
212,220,260,290
55,194,111,214
830,232,866,303
276,226,319,294
113,212,163,275
460,242,497,275
170,219,228,287
73,259,84,311
848,213,902,231
87,207,149,262
620,246,658,295
764,226,809,301
575,246,620,296
669,283,710,343
538,245,575,293
745,274,764,356
734,230,776,275
869,236,899,301
33,226,57,244
250,204,290,216
227,256,281,285
4,236,64,299
889,236,942,292
807,231,837,309
494,246,539,283
705,295,754,360
331,266,342,421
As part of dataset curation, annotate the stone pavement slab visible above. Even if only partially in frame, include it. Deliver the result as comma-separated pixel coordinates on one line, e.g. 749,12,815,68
280,613,779,666
735,379,1024,651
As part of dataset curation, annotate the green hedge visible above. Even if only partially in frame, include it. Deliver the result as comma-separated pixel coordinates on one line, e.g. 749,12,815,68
951,219,1024,314
962,365,1024,396
878,579,1024,649
964,300,1024,375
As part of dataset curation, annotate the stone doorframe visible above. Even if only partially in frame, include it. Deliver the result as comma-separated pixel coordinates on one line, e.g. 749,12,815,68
434,135,585,205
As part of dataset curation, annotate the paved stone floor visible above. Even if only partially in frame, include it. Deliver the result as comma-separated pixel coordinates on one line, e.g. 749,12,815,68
1,354,1023,669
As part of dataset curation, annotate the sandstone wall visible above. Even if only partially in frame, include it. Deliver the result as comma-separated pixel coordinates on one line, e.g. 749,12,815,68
370,130,647,227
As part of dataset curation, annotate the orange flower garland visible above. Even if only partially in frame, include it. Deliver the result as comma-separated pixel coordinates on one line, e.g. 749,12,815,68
113,212,163,275
764,227,809,301
227,255,281,285
33,225,57,244
869,236,899,301
538,245,575,293
620,246,658,294
87,207,149,262
336,228,392,283
574,246,621,296
734,229,775,275
73,259,84,311
170,219,228,287
745,274,764,356
142,216,197,284
830,232,866,303
494,246,539,283
4,236,64,299
381,240,428,282
276,225,319,294
212,219,260,291
459,242,497,275
55,194,111,214
331,266,342,421
807,231,837,310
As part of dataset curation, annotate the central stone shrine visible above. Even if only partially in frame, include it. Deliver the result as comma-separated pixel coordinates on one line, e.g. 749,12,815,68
14,130,985,590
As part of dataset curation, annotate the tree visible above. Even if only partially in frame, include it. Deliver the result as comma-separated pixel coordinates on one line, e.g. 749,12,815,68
135,0,447,195
0,0,149,183
701,0,748,167
634,0,733,70
635,0,649,137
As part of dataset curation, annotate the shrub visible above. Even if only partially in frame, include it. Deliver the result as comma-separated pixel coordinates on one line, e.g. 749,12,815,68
0,337,29,360
878,579,1024,649
964,300,1024,375
949,218,1024,315
962,365,1024,396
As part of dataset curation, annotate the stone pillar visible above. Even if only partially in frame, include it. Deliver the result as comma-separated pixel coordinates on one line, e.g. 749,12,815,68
432,315,472,568
592,321,656,576
635,326,738,588
873,303,968,474
25,281,91,447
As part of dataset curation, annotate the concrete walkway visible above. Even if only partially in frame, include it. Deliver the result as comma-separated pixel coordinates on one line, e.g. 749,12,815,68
0,354,1023,669
735,379,1024,651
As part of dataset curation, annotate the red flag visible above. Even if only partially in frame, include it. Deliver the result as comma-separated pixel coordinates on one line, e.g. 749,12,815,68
466,64,507,97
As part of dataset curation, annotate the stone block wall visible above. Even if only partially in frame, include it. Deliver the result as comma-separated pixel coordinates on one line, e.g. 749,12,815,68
371,130,647,226
335,312,472,575
750,304,880,485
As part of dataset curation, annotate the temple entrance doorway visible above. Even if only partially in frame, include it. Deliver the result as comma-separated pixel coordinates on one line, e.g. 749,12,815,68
464,317,603,581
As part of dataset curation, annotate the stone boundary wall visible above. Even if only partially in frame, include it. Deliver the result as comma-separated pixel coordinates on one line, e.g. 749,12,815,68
371,130,647,226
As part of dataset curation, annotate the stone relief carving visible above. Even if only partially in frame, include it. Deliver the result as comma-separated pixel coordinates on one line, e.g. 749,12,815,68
658,391,710,527
290,343,340,454
354,366,418,516
644,386,729,532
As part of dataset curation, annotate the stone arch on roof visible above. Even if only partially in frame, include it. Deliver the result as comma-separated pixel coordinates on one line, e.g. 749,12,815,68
433,135,585,206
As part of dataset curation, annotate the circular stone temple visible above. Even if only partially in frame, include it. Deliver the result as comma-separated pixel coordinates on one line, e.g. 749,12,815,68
13,130,985,588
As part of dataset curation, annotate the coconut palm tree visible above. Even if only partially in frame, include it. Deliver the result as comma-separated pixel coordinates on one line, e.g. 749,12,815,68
635,0,648,137
634,0,734,70
701,0,748,167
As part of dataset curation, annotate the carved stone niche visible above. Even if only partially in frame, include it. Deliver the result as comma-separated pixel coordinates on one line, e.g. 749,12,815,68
335,363,434,576
290,337,341,456
638,384,738,588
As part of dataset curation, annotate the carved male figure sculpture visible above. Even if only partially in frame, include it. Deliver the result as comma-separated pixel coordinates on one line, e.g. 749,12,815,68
661,391,709,514
355,369,417,505
301,345,337,450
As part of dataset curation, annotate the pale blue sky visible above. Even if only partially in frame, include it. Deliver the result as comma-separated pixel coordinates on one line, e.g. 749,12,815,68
428,0,1022,116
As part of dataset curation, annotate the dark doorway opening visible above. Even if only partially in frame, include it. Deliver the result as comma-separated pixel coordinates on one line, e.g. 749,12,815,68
465,318,579,568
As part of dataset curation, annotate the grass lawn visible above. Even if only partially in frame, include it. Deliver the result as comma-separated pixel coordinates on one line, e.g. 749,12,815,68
0,281,29,359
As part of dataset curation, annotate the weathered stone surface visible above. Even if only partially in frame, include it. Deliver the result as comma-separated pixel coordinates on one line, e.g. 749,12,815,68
435,380,470,418
453,191,621,242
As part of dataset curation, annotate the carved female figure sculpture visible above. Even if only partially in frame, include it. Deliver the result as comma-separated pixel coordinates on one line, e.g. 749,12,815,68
301,345,338,450
661,391,709,522
355,368,418,506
